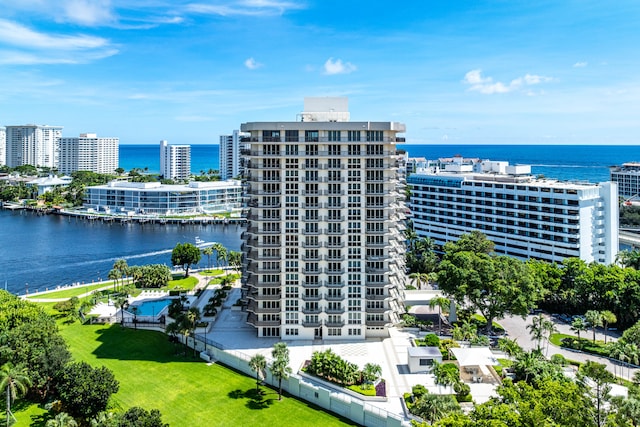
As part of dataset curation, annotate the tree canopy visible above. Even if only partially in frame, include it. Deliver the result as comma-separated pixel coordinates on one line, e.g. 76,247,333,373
171,243,201,277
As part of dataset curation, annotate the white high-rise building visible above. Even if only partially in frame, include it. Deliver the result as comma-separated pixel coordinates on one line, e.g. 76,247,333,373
58,133,119,175
219,130,249,180
408,156,619,264
0,127,5,166
160,140,191,181
5,125,63,168
241,97,408,340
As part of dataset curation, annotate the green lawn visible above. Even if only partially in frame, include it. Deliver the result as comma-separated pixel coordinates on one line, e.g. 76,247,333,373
26,282,115,300
12,320,355,427
166,275,199,290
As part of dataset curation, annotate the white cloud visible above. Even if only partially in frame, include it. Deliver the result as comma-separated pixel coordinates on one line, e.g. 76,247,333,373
463,69,552,94
0,19,111,50
61,0,115,26
323,58,356,75
186,1,305,16
244,57,262,69
573,61,588,68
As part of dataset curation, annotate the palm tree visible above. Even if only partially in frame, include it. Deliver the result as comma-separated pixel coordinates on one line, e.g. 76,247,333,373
586,310,603,342
249,354,267,393
625,343,640,380
229,251,243,273
202,246,214,270
108,269,119,292
617,249,640,270
409,272,429,290
498,337,523,358
1,363,32,427
601,310,617,344
271,343,291,400
542,318,558,356
113,258,129,290
429,296,450,336
165,321,180,354
527,314,546,352
46,412,78,427
413,393,460,424
571,317,588,340
114,295,128,325
361,363,382,389
213,243,227,269
610,340,627,379
187,307,201,358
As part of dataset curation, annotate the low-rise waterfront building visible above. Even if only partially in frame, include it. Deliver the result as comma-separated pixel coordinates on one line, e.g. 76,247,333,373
59,133,119,175
160,140,191,181
611,162,640,200
84,180,243,215
27,175,73,196
408,156,618,264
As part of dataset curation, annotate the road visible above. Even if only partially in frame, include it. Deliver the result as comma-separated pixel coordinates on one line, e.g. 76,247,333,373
500,313,638,381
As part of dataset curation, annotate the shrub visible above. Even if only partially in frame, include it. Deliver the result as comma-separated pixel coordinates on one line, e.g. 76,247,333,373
412,384,428,398
402,314,418,328
423,333,440,347
550,354,567,366
439,339,460,360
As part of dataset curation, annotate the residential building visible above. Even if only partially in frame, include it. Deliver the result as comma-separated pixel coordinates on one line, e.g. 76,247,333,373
27,175,73,196
240,97,408,340
408,156,619,264
611,162,640,200
160,140,191,181
58,133,119,175
0,127,5,166
5,125,63,168
84,180,243,215
219,130,249,180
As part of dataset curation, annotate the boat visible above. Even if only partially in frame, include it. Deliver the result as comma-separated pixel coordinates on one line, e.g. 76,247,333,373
195,236,205,245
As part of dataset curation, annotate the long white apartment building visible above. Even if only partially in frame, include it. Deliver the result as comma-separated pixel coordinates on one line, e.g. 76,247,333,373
219,130,249,180
408,156,618,264
59,133,119,175
0,127,5,166
611,162,640,200
160,140,191,181
5,124,62,168
84,179,243,215
240,97,408,340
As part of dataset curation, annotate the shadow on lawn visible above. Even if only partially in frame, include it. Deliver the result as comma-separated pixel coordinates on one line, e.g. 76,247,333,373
228,388,275,410
87,323,199,363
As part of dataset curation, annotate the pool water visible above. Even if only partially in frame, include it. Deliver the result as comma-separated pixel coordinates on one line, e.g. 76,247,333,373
128,298,174,316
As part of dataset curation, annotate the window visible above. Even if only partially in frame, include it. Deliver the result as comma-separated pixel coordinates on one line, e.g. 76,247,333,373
305,130,319,142
328,130,340,142
348,131,361,142
419,359,433,366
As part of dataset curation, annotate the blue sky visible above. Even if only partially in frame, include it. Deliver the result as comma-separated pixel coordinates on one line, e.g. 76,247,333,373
1,0,639,145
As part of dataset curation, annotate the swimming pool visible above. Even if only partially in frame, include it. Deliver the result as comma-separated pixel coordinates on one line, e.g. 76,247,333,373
128,298,174,317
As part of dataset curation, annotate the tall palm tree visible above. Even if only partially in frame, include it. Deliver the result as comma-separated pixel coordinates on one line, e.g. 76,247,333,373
601,310,617,344
202,246,214,270
527,314,546,352
249,354,267,393
571,317,588,340
498,337,523,358
46,412,78,427
586,310,603,342
429,296,450,336
271,343,291,400
542,318,558,356
213,243,227,269
229,251,243,273
1,363,31,427
609,340,627,379
187,307,201,358
625,343,640,380
114,296,128,325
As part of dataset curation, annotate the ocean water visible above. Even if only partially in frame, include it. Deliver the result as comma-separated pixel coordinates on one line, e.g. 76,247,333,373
119,143,640,183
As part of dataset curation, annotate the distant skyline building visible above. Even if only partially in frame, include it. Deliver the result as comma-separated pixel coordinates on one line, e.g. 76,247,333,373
219,130,249,180
5,124,63,168
611,162,640,201
408,156,619,264
160,140,191,181
241,97,408,340
59,133,119,175
0,127,5,166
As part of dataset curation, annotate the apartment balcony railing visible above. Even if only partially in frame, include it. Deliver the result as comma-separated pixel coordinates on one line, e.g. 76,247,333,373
302,307,322,315
325,294,345,302
325,307,345,315
325,320,345,327
301,294,322,302
365,320,388,327
301,320,322,327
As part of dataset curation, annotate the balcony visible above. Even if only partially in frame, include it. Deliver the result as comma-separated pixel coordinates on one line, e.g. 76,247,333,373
365,320,388,327
302,307,322,315
302,294,322,302
301,320,322,327
325,307,345,315
247,313,281,327
325,320,345,327
247,300,281,314
365,293,387,300
325,293,345,301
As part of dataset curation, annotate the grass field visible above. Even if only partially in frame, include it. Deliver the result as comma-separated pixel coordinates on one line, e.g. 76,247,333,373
166,275,199,290
26,282,115,300
12,320,355,427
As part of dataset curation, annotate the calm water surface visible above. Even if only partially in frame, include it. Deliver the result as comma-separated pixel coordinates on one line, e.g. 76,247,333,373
0,210,244,295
